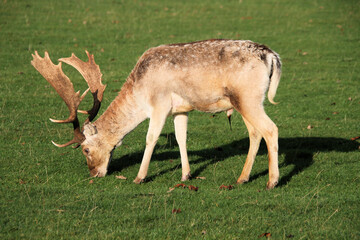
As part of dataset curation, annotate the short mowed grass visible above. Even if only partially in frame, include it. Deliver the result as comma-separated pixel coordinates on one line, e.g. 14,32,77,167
1,0,359,239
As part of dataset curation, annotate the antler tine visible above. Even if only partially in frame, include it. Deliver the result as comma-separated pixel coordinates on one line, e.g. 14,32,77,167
31,51,85,147
51,122,84,148
59,50,106,123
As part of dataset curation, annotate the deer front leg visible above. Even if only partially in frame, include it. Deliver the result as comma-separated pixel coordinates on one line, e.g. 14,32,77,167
237,116,262,184
174,113,191,181
134,108,169,184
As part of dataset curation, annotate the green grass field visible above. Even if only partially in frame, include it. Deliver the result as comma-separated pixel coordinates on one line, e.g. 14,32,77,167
1,0,359,239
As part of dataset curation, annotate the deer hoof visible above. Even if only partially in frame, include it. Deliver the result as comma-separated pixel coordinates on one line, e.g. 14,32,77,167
236,177,249,184
133,177,145,184
181,173,192,181
266,181,278,190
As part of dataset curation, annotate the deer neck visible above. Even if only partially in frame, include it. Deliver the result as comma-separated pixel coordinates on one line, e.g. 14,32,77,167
93,80,147,147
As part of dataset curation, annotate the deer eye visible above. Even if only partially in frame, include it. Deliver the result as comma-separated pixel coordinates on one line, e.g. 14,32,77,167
84,148,90,155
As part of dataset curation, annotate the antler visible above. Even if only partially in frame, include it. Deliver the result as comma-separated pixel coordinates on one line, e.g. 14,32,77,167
59,51,106,123
31,51,106,147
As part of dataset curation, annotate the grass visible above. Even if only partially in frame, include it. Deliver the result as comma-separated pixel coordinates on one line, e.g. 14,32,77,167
1,0,359,239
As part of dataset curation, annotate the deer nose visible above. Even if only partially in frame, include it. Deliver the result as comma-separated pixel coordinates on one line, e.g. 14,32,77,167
90,168,99,177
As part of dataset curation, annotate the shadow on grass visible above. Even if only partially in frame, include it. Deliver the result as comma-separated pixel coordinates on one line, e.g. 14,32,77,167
108,136,359,187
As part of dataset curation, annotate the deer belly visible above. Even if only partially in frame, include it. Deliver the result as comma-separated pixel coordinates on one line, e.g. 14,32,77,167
171,93,232,114
171,93,194,114
193,99,233,113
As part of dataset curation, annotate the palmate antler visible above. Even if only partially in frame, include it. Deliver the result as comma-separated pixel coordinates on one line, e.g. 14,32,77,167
60,51,106,123
31,51,106,148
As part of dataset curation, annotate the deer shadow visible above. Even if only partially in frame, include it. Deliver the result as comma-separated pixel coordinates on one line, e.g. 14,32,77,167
108,135,359,187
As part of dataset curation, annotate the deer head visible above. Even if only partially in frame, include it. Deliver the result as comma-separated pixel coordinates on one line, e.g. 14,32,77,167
31,51,111,177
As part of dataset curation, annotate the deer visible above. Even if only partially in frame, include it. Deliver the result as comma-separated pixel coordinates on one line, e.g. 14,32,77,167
31,39,282,189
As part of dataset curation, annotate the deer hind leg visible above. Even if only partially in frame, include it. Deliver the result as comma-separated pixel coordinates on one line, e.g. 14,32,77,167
173,113,191,181
134,107,169,184
231,97,279,189
237,116,262,184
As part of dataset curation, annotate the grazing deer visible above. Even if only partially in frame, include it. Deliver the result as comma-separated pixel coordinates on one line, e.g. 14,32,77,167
31,39,281,189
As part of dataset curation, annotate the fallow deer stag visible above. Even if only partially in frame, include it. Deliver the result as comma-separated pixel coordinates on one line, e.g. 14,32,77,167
31,39,281,189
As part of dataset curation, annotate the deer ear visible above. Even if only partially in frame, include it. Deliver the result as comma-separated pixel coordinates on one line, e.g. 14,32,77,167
83,123,97,137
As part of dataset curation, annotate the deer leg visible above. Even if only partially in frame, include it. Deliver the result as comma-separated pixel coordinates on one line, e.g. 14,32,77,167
134,108,169,184
237,116,262,184
174,113,191,181
231,98,279,189
244,110,278,189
